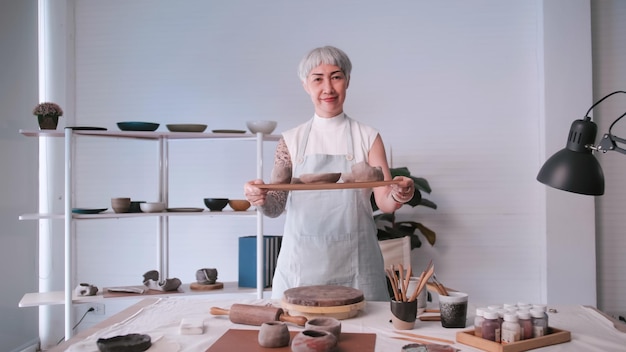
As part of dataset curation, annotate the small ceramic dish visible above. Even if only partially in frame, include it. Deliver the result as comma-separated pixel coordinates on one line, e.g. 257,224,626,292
204,198,229,211
229,199,251,211
246,120,277,134
166,207,204,212
117,122,160,132
166,124,207,132
140,202,166,213
72,208,107,214
212,129,246,134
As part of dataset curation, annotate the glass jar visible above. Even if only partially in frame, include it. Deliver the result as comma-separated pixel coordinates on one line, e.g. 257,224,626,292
501,312,521,344
517,309,533,340
482,310,501,342
530,308,548,337
474,307,487,338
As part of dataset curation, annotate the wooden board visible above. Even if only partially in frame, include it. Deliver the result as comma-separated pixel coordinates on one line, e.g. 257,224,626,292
281,299,365,320
456,327,571,352
206,329,376,352
283,285,364,307
102,286,183,298
256,180,399,191
190,282,224,291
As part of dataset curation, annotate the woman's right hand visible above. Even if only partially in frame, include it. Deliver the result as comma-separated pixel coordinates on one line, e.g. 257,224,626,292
244,179,268,207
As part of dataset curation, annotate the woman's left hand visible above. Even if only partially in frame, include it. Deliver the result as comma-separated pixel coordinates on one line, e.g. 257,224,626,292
390,176,415,204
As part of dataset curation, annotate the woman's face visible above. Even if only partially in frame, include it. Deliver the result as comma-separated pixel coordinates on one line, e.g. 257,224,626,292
302,64,349,118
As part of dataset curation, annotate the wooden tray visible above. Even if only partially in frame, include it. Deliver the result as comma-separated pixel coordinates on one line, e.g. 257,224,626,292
206,329,376,352
256,180,399,191
456,327,571,352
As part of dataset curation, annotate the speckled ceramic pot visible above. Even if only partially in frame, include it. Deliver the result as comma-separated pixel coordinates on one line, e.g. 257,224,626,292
258,321,290,348
305,317,342,339
291,330,338,352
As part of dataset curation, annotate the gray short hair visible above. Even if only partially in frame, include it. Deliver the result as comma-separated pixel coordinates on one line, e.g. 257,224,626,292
297,46,352,82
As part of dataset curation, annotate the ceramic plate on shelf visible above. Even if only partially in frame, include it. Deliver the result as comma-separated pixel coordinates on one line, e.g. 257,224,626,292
72,208,108,214
211,129,246,134
66,126,108,131
117,121,160,131
166,124,207,132
166,207,204,212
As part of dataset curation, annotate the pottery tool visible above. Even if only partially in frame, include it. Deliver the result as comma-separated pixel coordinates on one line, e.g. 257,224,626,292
210,303,307,326
408,260,434,302
432,273,449,296
393,330,455,345
386,267,401,301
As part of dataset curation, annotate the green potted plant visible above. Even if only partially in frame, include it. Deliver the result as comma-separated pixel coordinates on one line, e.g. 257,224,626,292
33,102,63,130
372,167,437,250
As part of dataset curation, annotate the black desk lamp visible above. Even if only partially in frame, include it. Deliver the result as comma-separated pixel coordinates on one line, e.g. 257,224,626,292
537,90,626,196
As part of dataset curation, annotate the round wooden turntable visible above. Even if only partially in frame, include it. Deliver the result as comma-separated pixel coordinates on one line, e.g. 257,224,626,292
281,285,366,320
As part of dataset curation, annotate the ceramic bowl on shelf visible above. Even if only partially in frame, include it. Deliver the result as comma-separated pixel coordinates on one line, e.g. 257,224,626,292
140,202,166,213
229,199,251,211
203,198,229,211
117,121,160,132
166,124,207,132
111,197,131,213
246,120,277,134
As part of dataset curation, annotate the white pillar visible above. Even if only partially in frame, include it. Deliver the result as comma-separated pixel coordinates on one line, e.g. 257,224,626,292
38,0,75,347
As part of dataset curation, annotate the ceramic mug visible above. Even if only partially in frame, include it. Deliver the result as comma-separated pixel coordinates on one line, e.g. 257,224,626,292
438,291,469,328
390,299,418,330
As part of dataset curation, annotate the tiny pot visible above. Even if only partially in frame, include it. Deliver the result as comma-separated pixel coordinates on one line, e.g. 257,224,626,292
291,330,337,352
305,317,341,339
37,115,59,130
258,321,290,348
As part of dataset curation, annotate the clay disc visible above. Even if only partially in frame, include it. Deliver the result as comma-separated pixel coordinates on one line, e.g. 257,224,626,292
189,282,224,291
283,285,364,307
299,173,342,184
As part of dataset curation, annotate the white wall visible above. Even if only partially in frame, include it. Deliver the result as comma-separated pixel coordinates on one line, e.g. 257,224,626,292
32,0,615,343
0,0,40,350
592,0,626,319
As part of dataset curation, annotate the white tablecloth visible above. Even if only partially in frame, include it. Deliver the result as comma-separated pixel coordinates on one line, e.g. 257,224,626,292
60,296,626,351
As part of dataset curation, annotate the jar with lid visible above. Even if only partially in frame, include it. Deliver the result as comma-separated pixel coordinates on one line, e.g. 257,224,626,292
501,312,521,344
530,308,548,337
474,307,487,338
482,310,501,342
516,310,533,340
532,304,549,327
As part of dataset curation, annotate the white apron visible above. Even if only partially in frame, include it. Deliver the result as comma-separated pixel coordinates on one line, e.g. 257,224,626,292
271,118,389,301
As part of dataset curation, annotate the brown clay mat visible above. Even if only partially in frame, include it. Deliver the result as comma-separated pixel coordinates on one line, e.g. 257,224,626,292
103,286,183,298
206,329,376,352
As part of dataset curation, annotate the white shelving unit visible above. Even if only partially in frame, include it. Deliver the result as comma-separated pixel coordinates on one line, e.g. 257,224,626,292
19,128,280,339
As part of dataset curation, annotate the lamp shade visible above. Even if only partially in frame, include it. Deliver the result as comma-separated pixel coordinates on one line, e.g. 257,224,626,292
537,118,605,195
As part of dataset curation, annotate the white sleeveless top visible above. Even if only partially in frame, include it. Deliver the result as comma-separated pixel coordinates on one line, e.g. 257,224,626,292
282,113,379,163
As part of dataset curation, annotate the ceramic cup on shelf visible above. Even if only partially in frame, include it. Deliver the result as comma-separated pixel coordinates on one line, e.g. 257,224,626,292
111,197,131,213
438,291,469,328
390,299,418,330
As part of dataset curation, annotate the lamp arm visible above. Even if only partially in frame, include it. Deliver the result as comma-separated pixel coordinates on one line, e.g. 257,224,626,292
597,133,626,155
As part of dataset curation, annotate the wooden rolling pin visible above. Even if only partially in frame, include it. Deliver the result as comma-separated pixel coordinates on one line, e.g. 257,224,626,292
210,303,307,326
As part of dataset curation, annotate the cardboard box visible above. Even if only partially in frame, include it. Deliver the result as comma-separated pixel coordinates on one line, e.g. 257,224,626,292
238,236,282,288
456,327,571,352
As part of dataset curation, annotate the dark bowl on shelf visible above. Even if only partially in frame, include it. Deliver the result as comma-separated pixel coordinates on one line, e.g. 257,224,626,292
117,121,160,132
129,201,146,213
203,198,229,211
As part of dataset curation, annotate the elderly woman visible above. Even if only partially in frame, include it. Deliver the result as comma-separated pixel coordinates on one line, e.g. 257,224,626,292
244,46,415,301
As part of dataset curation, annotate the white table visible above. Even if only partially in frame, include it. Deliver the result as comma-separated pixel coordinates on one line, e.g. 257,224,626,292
49,296,626,351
